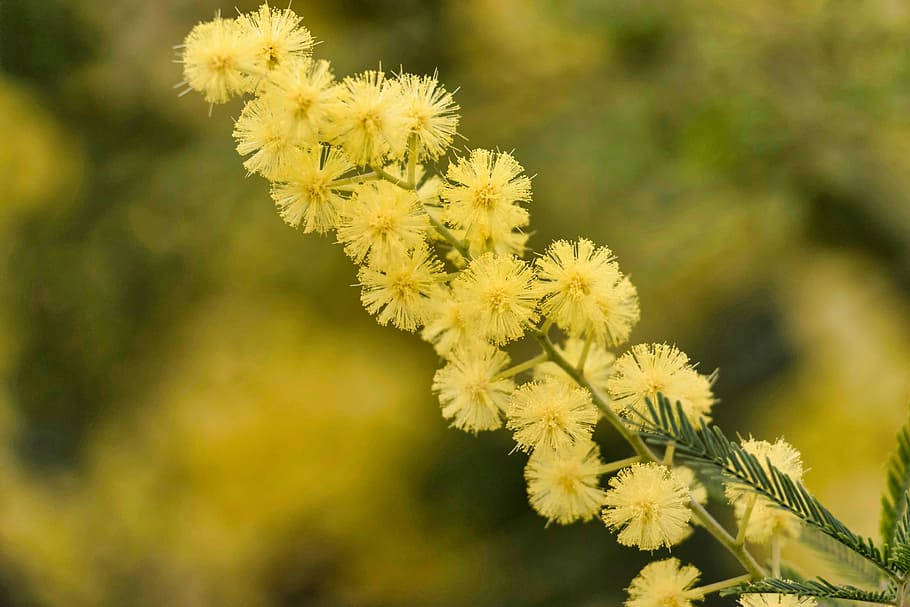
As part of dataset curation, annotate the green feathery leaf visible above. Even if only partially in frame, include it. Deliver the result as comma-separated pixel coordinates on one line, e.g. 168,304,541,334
800,526,887,587
720,578,898,605
637,395,896,579
881,415,910,559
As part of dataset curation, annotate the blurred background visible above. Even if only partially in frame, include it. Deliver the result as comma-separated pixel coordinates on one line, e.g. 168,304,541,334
1,0,909,605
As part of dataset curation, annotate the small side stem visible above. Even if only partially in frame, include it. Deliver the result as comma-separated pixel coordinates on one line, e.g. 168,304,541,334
690,574,753,599
663,442,676,466
771,534,782,578
407,133,418,185
735,495,758,547
425,211,471,260
372,165,415,190
493,353,548,381
576,333,593,371
330,172,377,188
601,455,643,475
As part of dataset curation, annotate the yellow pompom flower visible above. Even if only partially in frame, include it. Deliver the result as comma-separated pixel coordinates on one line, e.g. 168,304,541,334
625,559,702,607
269,145,353,233
421,288,481,358
327,70,408,166
357,244,443,331
441,149,531,256
263,57,338,143
506,379,598,454
534,337,615,394
233,97,298,179
239,3,314,77
179,15,260,104
397,73,459,159
725,438,805,544
535,238,640,346
607,343,715,422
336,181,430,268
432,344,514,433
739,595,817,607
602,462,692,550
525,439,607,525
453,253,538,345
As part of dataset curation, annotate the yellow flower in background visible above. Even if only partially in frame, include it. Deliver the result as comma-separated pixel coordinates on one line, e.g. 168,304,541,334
239,3,314,76
421,288,480,357
233,97,299,179
525,438,606,525
534,336,615,394
441,149,531,255
397,73,460,159
534,238,640,346
625,558,702,607
506,378,598,454
453,253,538,344
725,438,805,545
432,344,514,432
739,595,817,607
607,343,715,422
674,466,707,540
269,145,353,233
179,15,260,104
337,181,430,268
357,244,443,331
264,57,338,142
327,70,409,166
602,463,692,550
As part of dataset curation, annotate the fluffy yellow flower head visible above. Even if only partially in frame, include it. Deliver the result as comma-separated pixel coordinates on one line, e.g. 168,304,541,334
625,558,702,607
725,438,805,544
327,70,408,166
535,337,615,394
179,15,260,104
269,145,353,233
607,343,715,422
525,439,606,525
453,253,538,345
602,462,692,550
441,149,531,256
432,344,514,433
336,181,430,268
357,244,443,331
263,57,337,142
535,238,640,346
233,97,298,179
239,3,314,78
398,73,460,159
421,288,481,358
506,379,598,454
739,595,817,607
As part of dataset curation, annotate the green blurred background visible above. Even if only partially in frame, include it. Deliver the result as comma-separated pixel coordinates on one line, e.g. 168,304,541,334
1,1,909,605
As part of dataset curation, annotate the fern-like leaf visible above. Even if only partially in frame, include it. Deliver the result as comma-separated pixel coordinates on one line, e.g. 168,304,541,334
721,578,898,605
882,416,910,558
636,395,895,579
801,526,886,587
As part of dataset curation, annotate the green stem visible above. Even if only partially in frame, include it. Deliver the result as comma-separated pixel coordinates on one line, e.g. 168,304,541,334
771,533,782,578
493,353,548,381
407,133,418,185
576,332,593,371
663,442,676,466
601,455,643,475
372,165,414,190
426,211,471,260
530,327,767,580
330,172,377,188
689,574,753,599
735,495,758,547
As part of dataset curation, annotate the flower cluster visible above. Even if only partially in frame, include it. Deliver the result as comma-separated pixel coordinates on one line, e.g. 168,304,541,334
178,7,816,607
